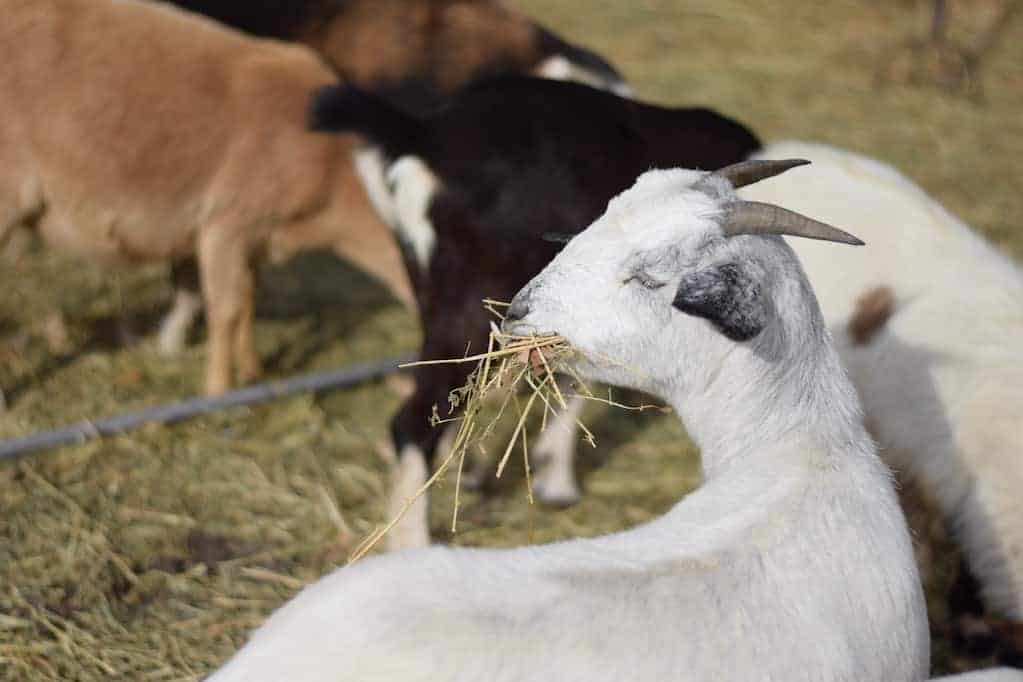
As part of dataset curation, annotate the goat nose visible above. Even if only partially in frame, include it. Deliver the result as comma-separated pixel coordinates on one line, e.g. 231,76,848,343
505,297,531,322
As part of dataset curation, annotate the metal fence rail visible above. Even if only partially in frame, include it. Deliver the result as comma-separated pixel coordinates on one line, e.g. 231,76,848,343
0,354,414,462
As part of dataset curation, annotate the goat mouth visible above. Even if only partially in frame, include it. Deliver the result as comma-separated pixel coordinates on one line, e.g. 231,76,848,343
495,324,568,379
519,347,556,378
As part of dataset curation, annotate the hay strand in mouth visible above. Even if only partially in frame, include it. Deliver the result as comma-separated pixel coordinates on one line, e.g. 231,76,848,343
350,325,573,562
351,305,662,562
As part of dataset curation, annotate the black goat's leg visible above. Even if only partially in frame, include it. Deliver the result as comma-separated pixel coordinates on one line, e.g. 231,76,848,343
158,259,203,356
386,341,476,550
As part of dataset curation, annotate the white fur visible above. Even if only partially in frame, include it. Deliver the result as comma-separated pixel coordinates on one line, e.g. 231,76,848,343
740,141,1023,619
385,156,439,273
385,444,431,551
531,392,585,506
353,150,437,272
157,287,202,356
534,55,634,98
210,167,928,682
352,147,399,229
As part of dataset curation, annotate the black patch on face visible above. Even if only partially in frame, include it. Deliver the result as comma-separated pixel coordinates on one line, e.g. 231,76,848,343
672,263,766,341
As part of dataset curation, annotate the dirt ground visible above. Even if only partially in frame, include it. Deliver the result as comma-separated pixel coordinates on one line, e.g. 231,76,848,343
2,0,1021,678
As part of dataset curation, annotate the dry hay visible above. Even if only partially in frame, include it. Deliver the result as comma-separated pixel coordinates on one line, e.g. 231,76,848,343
2,0,1021,677
0,396,399,679
351,307,661,561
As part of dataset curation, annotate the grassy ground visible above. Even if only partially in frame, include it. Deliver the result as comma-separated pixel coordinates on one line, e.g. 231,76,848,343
2,0,1021,678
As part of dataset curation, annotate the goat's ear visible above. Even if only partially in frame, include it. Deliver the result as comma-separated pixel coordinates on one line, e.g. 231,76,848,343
672,263,766,341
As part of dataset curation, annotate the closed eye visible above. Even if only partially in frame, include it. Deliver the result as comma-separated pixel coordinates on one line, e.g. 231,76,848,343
623,272,666,290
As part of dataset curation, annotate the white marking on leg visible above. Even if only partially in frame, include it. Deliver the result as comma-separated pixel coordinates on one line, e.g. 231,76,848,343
532,392,585,507
158,287,202,356
387,156,439,273
386,444,431,551
352,147,398,227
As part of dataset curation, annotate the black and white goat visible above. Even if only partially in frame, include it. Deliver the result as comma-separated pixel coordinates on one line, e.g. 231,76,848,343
310,76,761,547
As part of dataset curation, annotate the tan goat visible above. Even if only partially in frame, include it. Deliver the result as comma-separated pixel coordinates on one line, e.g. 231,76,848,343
1,0,626,399
0,0,407,394
152,0,628,358
0,0,405,395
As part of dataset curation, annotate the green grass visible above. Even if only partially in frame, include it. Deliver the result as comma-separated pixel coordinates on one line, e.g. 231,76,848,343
2,0,1021,678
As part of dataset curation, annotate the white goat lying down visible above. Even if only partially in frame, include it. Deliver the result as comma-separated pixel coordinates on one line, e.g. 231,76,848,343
210,160,931,681
740,141,1023,621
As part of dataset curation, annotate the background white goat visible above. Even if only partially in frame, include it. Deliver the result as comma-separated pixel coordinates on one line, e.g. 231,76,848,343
210,161,928,682
741,140,1023,621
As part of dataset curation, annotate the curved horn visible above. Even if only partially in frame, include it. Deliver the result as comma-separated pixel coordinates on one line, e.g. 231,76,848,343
722,201,865,245
704,158,811,190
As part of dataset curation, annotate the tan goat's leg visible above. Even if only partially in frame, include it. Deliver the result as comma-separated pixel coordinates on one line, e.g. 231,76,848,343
234,281,262,384
198,229,253,396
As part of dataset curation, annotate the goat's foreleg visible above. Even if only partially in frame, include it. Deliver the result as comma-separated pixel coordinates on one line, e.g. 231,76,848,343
158,260,203,356
386,335,474,550
197,227,257,395
532,389,585,507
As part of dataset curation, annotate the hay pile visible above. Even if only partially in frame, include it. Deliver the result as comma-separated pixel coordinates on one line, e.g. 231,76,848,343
0,254,420,679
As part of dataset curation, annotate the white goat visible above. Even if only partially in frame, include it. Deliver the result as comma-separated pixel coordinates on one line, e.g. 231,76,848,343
538,140,1023,622
210,160,929,682
740,141,1023,621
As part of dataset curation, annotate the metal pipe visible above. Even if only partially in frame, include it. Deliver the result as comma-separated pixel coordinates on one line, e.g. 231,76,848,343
0,354,414,462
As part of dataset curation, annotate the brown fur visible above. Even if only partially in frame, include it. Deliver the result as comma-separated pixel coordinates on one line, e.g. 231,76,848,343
0,0,410,394
898,476,951,596
849,285,896,345
308,0,543,92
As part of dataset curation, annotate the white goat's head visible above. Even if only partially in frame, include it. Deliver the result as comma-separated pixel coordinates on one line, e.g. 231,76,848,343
503,160,863,398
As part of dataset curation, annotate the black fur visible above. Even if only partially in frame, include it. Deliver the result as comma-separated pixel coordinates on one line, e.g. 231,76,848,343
162,0,344,38
672,263,766,342
534,26,623,85
309,86,429,158
315,75,762,465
